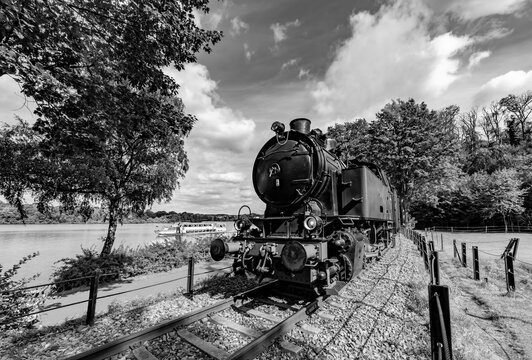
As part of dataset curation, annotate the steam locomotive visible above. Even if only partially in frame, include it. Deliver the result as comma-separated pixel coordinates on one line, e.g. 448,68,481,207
210,118,401,295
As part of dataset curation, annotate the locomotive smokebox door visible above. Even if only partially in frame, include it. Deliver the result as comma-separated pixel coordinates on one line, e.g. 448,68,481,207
253,135,312,207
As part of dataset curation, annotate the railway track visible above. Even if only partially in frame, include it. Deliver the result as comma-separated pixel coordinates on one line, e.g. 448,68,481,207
63,280,323,360
63,237,415,360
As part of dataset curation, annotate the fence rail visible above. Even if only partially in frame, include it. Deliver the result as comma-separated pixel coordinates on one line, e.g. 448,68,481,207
430,225,532,233
0,259,232,327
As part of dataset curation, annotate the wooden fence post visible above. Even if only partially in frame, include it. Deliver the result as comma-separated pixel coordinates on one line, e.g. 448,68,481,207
461,242,467,267
504,253,515,292
428,285,453,360
432,251,440,285
472,246,480,281
187,257,195,295
453,239,457,259
440,234,443,252
86,268,101,326
423,237,429,271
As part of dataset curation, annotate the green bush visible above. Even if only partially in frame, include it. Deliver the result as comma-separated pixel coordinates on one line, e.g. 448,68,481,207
51,235,220,293
1,252,48,330
51,246,135,292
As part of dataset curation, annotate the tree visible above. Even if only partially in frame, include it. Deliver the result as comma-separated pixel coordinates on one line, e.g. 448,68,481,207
468,169,526,228
365,99,460,209
326,119,369,162
0,0,222,255
499,92,532,144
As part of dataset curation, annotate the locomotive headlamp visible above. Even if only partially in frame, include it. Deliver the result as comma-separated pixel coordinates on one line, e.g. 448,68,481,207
303,215,322,231
271,121,285,135
234,216,252,231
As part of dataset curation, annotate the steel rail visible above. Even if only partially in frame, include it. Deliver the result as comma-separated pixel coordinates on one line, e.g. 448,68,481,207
62,281,277,360
227,297,323,360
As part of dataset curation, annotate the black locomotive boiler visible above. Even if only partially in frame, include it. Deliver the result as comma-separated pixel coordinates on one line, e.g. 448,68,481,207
210,118,401,295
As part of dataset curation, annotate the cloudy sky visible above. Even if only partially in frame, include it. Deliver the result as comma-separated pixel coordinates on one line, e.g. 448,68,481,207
2,0,532,215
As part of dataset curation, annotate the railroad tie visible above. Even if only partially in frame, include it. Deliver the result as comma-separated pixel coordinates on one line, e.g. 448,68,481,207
280,340,302,355
328,300,346,310
317,311,336,321
240,306,284,324
177,329,230,360
209,314,263,338
132,346,158,360
299,323,321,335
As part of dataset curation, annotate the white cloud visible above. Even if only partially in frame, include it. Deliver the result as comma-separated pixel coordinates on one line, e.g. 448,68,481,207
270,19,301,44
298,68,311,79
468,51,491,68
192,2,230,29
474,70,532,105
161,64,260,214
281,58,298,70
166,64,256,153
311,0,473,120
243,43,254,61
198,172,244,184
230,17,249,36
0,76,36,125
427,0,529,20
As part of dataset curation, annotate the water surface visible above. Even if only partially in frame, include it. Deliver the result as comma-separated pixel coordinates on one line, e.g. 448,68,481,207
0,222,233,284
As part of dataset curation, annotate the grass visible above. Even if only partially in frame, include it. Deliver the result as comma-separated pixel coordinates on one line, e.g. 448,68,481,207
433,243,532,360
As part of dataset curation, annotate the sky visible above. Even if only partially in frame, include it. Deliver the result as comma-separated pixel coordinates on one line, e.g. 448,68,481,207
1,0,532,215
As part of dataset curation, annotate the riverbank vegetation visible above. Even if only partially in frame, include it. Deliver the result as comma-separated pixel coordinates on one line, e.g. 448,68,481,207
0,253,48,330
50,235,223,293
327,92,532,229
0,202,235,225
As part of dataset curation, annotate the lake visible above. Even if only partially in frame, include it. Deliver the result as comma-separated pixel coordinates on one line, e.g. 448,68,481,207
0,222,234,285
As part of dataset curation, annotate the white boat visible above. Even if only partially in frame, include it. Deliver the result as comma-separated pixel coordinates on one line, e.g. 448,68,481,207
157,222,227,236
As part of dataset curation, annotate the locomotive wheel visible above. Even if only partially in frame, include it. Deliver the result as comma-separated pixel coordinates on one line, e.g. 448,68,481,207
339,254,354,282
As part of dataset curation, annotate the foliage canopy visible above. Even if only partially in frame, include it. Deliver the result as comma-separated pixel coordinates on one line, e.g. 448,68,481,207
0,0,222,254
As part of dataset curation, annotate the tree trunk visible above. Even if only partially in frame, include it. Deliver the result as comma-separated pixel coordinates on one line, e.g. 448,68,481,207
503,214,508,233
101,200,119,256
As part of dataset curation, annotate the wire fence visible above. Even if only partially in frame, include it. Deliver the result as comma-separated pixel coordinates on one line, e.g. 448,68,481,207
0,259,233,328
404,226,532,359
402,228,453,360
430,225,532,233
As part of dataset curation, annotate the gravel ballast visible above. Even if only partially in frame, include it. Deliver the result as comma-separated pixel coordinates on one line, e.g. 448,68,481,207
1,235,432,360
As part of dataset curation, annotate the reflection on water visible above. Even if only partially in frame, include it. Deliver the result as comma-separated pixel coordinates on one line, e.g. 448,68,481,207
0,222,233,284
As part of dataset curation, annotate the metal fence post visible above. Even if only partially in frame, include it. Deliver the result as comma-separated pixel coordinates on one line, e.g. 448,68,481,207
504,253,515,292
472,246,480,281
440,234,443,252
187,257,195,295
453,239,457,259
86,268,101,326
428,285,453,360
461,242,467,267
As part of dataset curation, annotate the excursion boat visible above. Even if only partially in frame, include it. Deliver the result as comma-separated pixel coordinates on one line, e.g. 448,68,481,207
157,222,227,236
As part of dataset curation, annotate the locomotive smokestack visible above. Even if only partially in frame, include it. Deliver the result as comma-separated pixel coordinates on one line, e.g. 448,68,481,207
289,118,311,134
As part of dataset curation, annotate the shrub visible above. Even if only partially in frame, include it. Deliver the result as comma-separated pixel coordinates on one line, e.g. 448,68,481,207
1,252,48,330
51,246,135,292
51,235,221,293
